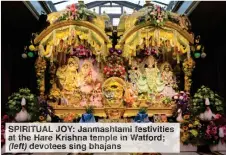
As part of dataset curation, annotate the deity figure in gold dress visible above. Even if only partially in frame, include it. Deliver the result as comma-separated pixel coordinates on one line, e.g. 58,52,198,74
160,62,177,98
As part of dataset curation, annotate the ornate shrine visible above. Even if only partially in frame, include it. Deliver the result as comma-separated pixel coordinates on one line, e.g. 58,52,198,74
33,1,196,121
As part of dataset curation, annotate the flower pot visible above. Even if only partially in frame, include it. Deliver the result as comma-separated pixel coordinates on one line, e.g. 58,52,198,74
210,142,226,152
180,143,197,152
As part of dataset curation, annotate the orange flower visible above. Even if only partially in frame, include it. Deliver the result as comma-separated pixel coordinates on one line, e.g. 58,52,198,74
183,126,188,131
39,116,45,121
184,115,190,120
188,124,193,128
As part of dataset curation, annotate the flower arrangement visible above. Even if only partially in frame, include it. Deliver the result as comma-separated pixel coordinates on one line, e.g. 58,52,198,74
192,86,224,116
103,54,126,79
136,5,169,27
69,45,92,58
62,113,78,122
6,88,39,122
38,97,54,122
180,117,202,145
173,91,191,115
204,121,220,145
58,2,96,22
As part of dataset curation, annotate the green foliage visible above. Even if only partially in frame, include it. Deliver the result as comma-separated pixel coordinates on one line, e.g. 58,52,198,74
192,86,224,116
139,107,148,114
85,106,94,114
7,88,39,122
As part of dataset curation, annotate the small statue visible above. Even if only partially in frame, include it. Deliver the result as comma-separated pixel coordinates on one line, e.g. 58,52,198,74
79,60,97,94
124,83,138,107
89,83,103,108
145,60,164,94
64,57,79,92
160,62,177,98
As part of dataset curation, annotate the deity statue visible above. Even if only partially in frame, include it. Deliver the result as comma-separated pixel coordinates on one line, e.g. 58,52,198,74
102,77,126,108
64,57,79,92
124,83,138,107
89,83,103,107
128,60,142,91
145,57,165,94
160,62,177,98
79,60,98,94
137,75,149,93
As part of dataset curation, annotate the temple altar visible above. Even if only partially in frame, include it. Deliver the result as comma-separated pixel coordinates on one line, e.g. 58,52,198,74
33,0,195,121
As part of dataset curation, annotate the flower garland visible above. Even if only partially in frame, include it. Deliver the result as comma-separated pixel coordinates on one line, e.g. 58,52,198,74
136,5,169,27
35,57,46,96
103,54,126,79
182,58,195,92
6,88,39,122
192,86,224,116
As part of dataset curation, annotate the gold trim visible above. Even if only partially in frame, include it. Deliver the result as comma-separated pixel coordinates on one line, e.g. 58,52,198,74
51,107,174,118
118,21,194,44
34,20,111,44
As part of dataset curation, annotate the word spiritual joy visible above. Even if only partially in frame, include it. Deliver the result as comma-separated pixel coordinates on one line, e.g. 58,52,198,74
8,124,175,133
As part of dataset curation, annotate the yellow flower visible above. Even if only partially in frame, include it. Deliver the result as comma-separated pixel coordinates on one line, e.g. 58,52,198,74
107,44,112,48
115,44,121,50
196,45,201,50
39,116,45,121
29,45,36,51
190,129,198,137
194,120,200,126
75,31,81,35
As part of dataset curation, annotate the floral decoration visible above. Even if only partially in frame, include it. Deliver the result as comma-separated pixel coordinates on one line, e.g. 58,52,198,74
103,54,126,79
38,97,54,122
192,86,224,116
173,91,191,115
6,88,39,122
182,58,195,92
180,117,202,145
1,115,11,146
62,113,78,122
58,3,96,22
35,57,46,96
204,121,220,145
136,5,169,27
69,45,92,58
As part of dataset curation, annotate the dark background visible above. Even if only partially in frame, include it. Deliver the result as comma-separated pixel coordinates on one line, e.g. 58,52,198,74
1,1,226,114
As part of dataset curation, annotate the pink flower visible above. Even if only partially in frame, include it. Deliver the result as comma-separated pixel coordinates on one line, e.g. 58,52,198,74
215,114,222,119
206,129,211,135
212,127,217,135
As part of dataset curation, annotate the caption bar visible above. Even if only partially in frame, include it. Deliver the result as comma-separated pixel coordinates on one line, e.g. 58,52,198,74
6,123,180,153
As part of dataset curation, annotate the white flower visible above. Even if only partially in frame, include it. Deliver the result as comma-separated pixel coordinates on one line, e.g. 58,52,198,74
156,20,160,23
